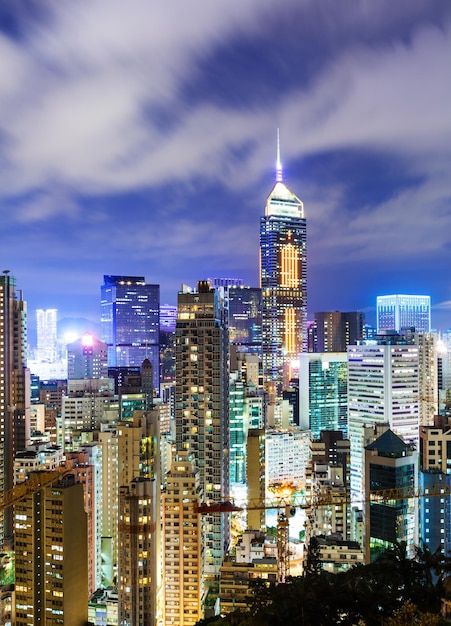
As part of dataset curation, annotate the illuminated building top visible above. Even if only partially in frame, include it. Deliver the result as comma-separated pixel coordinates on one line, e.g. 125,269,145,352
265,131,304,219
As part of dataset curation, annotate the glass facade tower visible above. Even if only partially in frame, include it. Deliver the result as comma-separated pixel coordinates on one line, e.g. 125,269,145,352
101,275,160,393
260,147,306,396
377,294,431,333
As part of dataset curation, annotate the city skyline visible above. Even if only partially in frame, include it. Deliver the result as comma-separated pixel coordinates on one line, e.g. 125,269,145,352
1,2,451,331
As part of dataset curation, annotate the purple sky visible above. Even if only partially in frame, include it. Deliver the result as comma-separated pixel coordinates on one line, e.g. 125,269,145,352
1,1,450,331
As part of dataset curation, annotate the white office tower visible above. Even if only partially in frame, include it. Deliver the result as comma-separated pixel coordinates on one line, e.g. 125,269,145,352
265,428,310,490
36,308,58,361
348,343,419,504
376,295,431,333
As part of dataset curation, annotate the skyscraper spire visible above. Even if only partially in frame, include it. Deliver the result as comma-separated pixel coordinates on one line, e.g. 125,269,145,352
276,128,283,182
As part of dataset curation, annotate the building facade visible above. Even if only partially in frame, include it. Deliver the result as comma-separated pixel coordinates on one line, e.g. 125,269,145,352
101,276,160,393
0,271,30,545
299,352,348,438
67,333,108,380
364,429,418,562
260,145,306,396
162,453,203,626
376,294,431,333
36,308,58,362
14,474,88,625
348,341,419,503
175,281,229,576
312,311,364,353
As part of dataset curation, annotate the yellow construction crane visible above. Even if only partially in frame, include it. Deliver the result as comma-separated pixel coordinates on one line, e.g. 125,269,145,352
0,464,73,511
196,482,451,583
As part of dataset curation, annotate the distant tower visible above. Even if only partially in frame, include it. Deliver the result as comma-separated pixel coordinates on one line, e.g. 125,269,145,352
36,308,57,362
377,294,431,333
14,474,88,625
313,311,364,353
101,275,160,393
176,281,229,576
260,131,307,396
67,332,108,379
0,271,30,545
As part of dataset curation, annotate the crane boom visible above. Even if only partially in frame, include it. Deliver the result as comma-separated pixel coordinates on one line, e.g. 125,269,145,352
0,464,73,511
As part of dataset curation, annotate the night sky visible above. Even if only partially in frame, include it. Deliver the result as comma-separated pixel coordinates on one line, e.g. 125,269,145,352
1,1,450,332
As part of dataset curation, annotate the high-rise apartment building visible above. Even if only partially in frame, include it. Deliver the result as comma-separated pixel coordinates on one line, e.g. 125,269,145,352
376,294,431,333
299,352,348,438
348,340,419,504
0,271,30,545
118,477,160,626
66,444,103,595
101,275,160,393
260,139,306,395
163,453,203,626
247,429,266,532
312,311,364,353
14,474,88,625
176,281,229,575
414,332,439,426
36,308,58,362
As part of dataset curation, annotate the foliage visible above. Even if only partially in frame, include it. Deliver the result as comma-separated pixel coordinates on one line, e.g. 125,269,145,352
382,600,440,625
194,542,451,626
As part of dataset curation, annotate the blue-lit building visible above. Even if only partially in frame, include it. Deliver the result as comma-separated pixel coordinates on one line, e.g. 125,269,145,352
377,294,431,333
419,419,451,558
260,140,307,395
299,353,347,437
101,276,160,393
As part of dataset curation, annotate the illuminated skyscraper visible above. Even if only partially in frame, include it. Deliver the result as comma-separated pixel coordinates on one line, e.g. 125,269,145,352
0,271,30,545
36,308,57,362
101,275,160,393
260,134,306,395
376,294,431,333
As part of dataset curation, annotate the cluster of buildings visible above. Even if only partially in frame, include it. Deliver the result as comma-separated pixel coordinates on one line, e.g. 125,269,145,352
0,150,450,626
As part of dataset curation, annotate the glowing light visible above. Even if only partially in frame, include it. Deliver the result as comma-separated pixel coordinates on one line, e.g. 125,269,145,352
81,332,94,347
64,332,78,344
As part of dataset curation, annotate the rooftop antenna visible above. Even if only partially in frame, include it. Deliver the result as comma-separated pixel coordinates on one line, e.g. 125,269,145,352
276,128,283,183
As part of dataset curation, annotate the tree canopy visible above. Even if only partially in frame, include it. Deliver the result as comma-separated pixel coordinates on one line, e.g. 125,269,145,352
196,542,451,626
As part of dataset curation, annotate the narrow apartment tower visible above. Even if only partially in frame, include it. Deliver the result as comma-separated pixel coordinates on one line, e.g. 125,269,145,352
260,135,306,396
163,452,203,626
14,474,88,625
0,271,30,546
176,281,229,576
118,477,159,626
